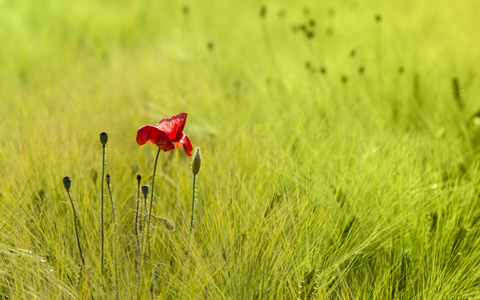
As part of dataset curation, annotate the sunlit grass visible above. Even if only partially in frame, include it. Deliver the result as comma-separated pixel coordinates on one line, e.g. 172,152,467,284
1,0,480,298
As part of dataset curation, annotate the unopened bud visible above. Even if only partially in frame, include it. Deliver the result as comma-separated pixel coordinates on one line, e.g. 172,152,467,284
100,132,108,146
141,185,149,198
161,217,176,231
106,174,110,184
136,174,142,183
192,147,202,175
63,176,72,192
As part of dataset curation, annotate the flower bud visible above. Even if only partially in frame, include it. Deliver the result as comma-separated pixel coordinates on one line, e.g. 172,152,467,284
63,176,72,192
106,174,111,184
192,147,202,175
100,132,108,146
141,185,149,198
136,174,142,183
161,217,175,231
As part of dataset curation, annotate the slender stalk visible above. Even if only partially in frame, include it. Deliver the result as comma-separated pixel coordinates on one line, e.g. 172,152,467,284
67,190,85,265
135,176,142,257
101,144,106,275
144,189,148,216
106,175,119,300
189,174,197,235
186,174,197,259
146,148,161,260
187,147,201,258
136,148,161,299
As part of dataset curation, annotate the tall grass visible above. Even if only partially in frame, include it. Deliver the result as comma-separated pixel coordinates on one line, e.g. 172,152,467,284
1,0,480,298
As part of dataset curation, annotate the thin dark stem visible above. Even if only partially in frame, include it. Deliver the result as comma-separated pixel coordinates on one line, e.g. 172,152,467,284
67,191,85,265
144,193,148,216
135,181,141,257
146,148,161,260
107,180,119,300
136,148,161,299
101,145,105,275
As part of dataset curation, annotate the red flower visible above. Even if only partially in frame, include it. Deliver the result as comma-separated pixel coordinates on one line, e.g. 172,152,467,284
136,112,193,156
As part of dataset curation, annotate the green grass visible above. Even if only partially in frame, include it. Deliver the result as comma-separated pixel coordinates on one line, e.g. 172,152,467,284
1,0,480,298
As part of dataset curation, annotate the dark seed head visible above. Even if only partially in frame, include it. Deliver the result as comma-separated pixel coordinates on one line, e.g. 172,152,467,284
207,41,214,50
260,5,267,18
106,174,110,184
63,176,72,192
100,132,108,146
141,185,149,198
137,174,142,183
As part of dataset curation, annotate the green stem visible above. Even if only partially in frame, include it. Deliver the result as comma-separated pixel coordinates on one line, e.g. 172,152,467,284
189,174,196,235
146,148,161,260
135,181,141,257
107,180,119,300
186,174,197,259
136,148,161,299
101,145,105,275
67,191,85,265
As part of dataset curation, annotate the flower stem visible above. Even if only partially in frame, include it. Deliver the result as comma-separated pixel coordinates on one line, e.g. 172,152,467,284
107,176,119,300
67,190,85,265
189,174,197,235
101,144,105,275
186,174,197,258
136,148,161,299
135,178,141,258
146,148,161,260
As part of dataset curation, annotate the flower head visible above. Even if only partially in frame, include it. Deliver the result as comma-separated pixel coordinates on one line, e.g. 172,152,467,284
141,185,149,198
63,176,72,192
136,112,193,156
100,132,108,146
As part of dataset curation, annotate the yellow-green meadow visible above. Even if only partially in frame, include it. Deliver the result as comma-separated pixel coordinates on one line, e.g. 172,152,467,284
1,0,480,298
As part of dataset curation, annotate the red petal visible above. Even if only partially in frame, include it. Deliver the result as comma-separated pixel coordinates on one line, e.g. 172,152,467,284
173,133,193,156
156,112,187,141
136,125,175,151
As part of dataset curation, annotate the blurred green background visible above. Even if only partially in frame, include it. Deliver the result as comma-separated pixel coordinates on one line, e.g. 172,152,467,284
1,0,480,298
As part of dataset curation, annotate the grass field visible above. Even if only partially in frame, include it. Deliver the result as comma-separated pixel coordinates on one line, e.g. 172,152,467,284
1,0,480,298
